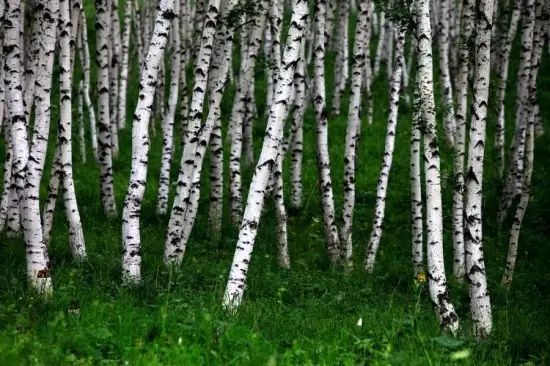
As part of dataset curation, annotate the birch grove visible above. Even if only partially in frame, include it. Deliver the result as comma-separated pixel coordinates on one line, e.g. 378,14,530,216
0,0,547,345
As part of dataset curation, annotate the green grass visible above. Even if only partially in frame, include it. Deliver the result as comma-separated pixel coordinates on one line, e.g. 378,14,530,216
0,9,550,365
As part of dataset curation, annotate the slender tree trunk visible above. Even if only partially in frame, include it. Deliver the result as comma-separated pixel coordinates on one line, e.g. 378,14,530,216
495,0,521,177
228,0,268,224
331,0,349,116
77,81,86,163
364,27,405,272
121,0,176,284
118,0,132,130
416,0,459,334
95,0,117,216
4,0,52,294
163,0,237,264
410,82,424,279
341,0,370,265
156,0,181,216
57,0,86,259
452,0,475,282
313,0,341,264
437,0,456,146
464,0,494,339
222,1,308,312
78,12,98,161
289,39,306,209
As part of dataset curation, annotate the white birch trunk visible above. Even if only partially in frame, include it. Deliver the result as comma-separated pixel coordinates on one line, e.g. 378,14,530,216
341,0,370,265
77,81,86,163
121,0,176,284
410,82,424,278
118,0,132,130
228,0,268,224
331,0,349,116
164,0,236,264
364,27,405,272
4,0,52,294
78,12,98,161
222,1,308,311
289,39,306,209
416,0,459,334
95,0,117,216
437,0,456,146
464,0,494,339
452,0,475,282
156,0,181,216
313,0,340,265
57,0,86,260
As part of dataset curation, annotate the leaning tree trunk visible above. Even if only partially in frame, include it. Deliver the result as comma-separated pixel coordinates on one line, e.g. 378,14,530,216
121,0,176,284
313,0,340,265
78,12,98,161
495,0,521,177
341,0,370,266
163,0,222,265
3,0,52,294
222,0,308,312
228,0,268,224
464,0,494,339
437,0,456,146
156,0,181,215
117,0,132,130
289,39,306,209
416,0,459,334
95,0,117,216
163,0,237,264
55,0,87,259
364,26,405,273
452,0,475,282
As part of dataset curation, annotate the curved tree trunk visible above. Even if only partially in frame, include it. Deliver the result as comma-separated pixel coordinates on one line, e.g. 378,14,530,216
364,27,405,272
222,1,308,312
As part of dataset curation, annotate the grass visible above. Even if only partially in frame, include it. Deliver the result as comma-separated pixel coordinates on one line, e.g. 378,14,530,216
0,7,549,365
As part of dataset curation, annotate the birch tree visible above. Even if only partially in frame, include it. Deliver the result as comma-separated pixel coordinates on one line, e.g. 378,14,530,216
95,0,117,216
341,0,371,265
3,0,52,293
364,26,405,272
313,0,340,264
121,0,176,284
452,0,475,282
464,0,494,339
415,0,459,334
223,0,308,312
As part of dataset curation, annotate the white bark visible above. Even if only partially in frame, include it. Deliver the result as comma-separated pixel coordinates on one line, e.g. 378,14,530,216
108,0,121,157
364,27,405,272
4,0,52,294
118,0,132,130
95,0,117,216
57,0,86,259
437,0,456,146
121,0,176,284
410,82,424,278
331,0,349,116
313,0,340,264
156,0,181,216
289,39,306,209
228,0,268,224
416,0,459,334
222,0,308,312
78,12,98,161
77,81,86,163
164,0,236,264
464,0,494,339
452,0,475,282
373,11,385,76
341,0,370,265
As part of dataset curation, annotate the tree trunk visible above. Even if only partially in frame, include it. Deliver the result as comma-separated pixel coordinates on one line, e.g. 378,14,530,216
222,0,308,312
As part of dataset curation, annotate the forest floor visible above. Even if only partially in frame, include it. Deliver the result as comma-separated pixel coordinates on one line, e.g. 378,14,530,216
1,13,550,366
